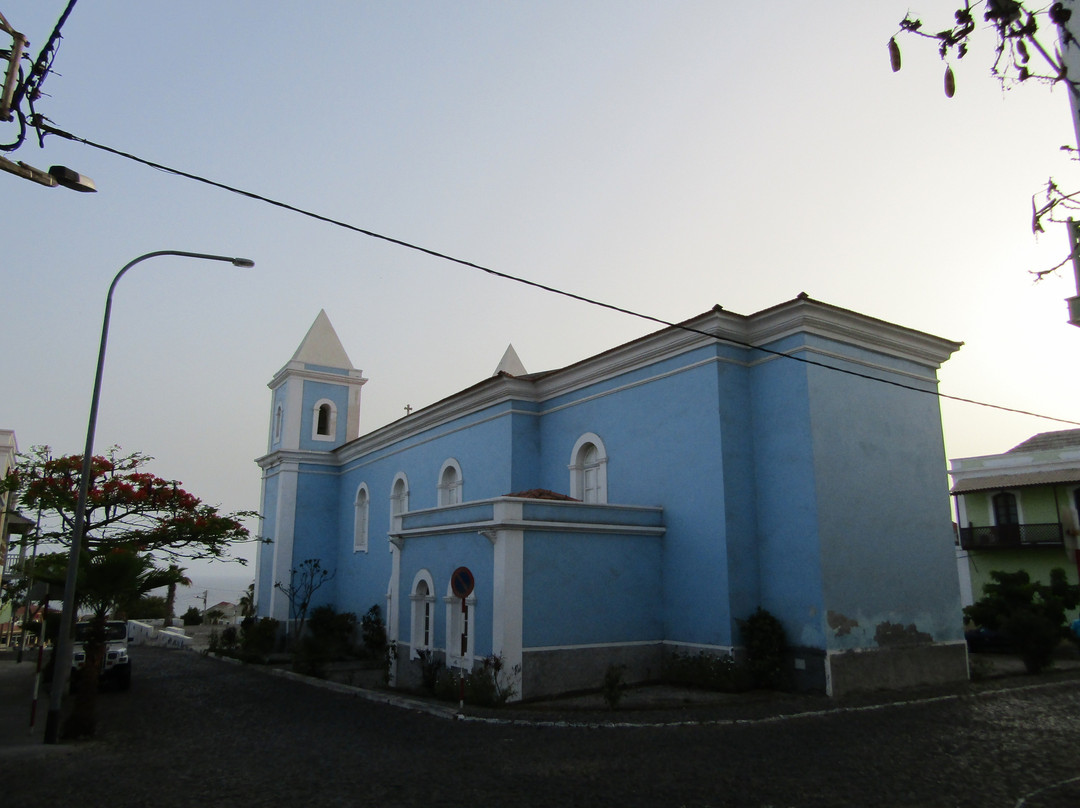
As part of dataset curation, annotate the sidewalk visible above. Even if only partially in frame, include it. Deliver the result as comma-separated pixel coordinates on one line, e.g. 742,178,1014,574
0,648,75,757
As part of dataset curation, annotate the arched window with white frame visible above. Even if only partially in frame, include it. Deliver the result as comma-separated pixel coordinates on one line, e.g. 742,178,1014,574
569,432,608,503
437,458,463,507
390,473,410,525
410,570,436,659
312,398,337,441
353,484,370,553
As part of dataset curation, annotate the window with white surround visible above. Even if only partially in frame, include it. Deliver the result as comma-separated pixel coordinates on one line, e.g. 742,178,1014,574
409,570,435,658
272,403,283,444
390,473,409,525
445,585,476,668
353,484,369,552
312,399,337,441
437,458,463,507
569,432,607,503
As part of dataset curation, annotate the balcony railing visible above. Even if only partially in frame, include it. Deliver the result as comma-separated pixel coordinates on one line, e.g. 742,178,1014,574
958,522,1064,551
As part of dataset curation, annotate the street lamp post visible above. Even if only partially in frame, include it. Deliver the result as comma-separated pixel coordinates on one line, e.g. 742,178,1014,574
44,250,255,744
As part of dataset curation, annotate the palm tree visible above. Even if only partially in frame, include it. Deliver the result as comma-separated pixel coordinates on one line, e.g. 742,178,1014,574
239,582,256,619
163,564,191,627
32,549,190,737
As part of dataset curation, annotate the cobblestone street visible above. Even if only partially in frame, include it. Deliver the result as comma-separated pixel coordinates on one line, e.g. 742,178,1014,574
4,645,1080,807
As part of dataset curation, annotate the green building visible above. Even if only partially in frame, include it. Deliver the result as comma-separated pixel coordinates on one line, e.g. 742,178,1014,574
950,430,1080,613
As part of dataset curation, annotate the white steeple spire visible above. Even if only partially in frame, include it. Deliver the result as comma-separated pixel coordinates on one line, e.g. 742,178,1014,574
493,344,527,377
290,309,354,369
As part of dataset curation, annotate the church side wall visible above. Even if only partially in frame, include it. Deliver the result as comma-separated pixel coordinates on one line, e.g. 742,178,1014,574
804,341,964,648
535,345,733,648
333,404,519,632
803,337,967,693
714,345,762,635
749,335,827,653
521,530,663,648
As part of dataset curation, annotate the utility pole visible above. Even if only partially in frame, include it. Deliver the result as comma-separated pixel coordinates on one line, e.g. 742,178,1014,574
1058,2,1080,325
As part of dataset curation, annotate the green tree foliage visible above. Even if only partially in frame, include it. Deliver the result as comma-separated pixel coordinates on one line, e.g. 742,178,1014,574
182,606,204,626
965,568,1080,673
131,595,168,620
239,583,256,618
360,604,387,655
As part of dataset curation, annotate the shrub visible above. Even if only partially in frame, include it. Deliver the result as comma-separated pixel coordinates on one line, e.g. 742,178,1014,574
965,568,1080,674
665,650,750,692
415,648,444,693
239,616,279,662
307,605,357,657
361,604,387,656
219,625,239,652
432,655,518,707
602,664,626,709
740,607,788,688
181,606,203,626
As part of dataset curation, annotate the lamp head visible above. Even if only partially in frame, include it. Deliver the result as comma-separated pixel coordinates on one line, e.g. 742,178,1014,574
231,258,255,268
48,165,97,192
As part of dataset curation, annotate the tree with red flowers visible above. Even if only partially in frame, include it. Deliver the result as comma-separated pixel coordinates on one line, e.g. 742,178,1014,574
1,445,257,737
2,446,254,563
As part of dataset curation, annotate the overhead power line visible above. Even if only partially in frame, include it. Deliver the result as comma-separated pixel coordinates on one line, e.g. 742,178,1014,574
29,118,1080,429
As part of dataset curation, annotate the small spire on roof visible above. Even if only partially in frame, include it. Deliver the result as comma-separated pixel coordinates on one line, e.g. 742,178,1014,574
493,344,527,377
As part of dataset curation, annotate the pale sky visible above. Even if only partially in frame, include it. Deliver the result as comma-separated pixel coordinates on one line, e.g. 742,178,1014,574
4,1,1080,611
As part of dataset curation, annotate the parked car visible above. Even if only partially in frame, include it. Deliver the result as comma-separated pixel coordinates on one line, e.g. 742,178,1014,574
71,620,131,691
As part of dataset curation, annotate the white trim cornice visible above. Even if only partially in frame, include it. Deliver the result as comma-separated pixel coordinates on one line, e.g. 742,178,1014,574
255,448,342,471
744,297,963,367
329,297,961,468
268,362,368,392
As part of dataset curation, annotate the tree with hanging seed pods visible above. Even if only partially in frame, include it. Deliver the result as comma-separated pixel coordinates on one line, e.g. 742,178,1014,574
889,2,1080,280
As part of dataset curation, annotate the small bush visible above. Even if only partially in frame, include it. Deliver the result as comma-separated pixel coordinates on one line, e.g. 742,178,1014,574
665,650,751,692
415,648,444,693
965,568,1080,674
432,655,518,707
602,664,626,709
1004,608,1061,674
291,605,356,675
219,625,239,652
239,616,279,662
181,606,203,626
307,605,358,658
740,607,788,688
361,605,387,656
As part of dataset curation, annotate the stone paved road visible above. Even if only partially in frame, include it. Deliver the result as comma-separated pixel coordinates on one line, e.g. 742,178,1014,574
5,646,1080,807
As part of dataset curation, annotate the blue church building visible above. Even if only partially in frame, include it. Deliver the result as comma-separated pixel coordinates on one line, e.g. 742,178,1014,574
255,295,968,699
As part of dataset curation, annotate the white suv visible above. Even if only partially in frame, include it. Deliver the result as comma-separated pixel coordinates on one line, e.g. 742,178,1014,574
72,620,131,691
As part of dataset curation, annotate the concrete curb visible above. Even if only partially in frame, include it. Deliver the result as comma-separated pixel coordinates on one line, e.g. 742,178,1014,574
196,646,1080,730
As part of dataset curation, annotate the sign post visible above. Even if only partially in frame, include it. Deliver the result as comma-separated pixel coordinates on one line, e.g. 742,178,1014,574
450,566,474,710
